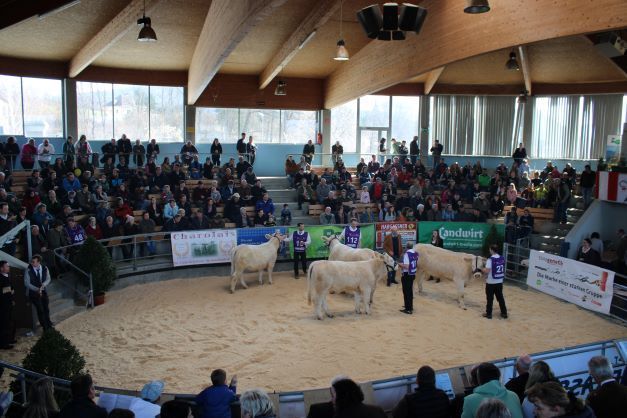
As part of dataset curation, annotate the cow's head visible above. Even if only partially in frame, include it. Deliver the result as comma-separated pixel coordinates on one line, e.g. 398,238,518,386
265,231,286,242
377,252,398,272
321,234,340,247
470,256,486,279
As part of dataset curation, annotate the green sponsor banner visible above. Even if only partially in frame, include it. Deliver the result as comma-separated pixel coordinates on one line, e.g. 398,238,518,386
287,224,376,258
418,222,504,250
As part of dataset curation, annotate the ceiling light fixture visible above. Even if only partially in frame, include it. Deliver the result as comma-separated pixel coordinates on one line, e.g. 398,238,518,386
517,90,528,104
357,3,427,41
506,51,520,70
137,0,157,42
464,0,491,14
334,0,349,61
274,80,287,96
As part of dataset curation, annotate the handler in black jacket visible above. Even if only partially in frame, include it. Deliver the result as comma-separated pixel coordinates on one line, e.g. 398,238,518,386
393,366,451,418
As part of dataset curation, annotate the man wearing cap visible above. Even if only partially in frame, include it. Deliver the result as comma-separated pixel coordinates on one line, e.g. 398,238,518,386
284,223,311,279
24,254,53,331
339,218,361,248
398,242,418,314
141,380,165,404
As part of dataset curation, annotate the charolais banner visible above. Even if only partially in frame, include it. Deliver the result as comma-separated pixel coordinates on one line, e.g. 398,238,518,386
287,224,375,258
526,250,615,315
418,222,504,250
375,222,418,250
171,229,237,267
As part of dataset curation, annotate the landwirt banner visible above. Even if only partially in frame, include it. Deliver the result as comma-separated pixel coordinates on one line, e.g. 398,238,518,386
375,222,418,250
526,250,615,315
417,222,504,250
171,229,237,267
287,224,376,258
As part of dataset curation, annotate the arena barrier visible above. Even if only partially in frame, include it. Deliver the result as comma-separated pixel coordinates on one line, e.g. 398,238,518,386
1,339,625,416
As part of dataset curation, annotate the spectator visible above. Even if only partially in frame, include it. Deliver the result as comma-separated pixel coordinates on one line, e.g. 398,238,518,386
504,354,532,402
139,212,157,256
585,355,627,418
255,192,275,216
195,369,237,418
332,378,386,418
360,186,370,204
280,204,292,225
298,179,315,210
580,165,596,209
476,399,512,418
225,194,243,225
316,178,331,204
526,382,594,418
21,138,38,169
518,209,534,237
490,195,504,218
254,209,268,226
512,143,527,165
63,173,82,194
160,400,191,418
101,138,118,165
285,155,299,188
209,138,222,166
190,209,210,231
521,361,558,418
590,232,604,255
409,136,420,165
64,217,86,245
76,135,92,161
240,389,276,418
85,216,103,240
37,139,55,169
320,206,335,225
132,139,146,167
5,136,20,168
553,177,571,224
332,141,344,165
430,140,443,168
303,139,315,164
576,238,601,266
117,134,132,161
461,363,522,418
236,132,247,157
58,374,107,418
393,365,451,418
163,199,179,221
246,136,257,165
442,204,455,221
22,377,60,418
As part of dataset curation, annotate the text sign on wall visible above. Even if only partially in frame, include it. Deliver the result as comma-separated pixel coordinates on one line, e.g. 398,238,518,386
171,229,237,267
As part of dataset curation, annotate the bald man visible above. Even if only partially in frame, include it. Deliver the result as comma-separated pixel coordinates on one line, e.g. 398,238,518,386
505,354,532,402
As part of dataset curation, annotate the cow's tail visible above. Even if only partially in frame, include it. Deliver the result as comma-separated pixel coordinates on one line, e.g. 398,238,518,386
307,263,314,305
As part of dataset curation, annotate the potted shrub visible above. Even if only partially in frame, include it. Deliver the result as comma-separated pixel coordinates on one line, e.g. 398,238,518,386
10,329,86,409
482,224,504,258
75,236,116,305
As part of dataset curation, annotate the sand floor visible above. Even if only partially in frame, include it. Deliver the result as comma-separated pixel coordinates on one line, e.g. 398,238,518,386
3,272,627,394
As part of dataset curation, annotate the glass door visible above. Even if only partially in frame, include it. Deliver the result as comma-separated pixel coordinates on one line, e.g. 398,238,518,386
359,128,388,160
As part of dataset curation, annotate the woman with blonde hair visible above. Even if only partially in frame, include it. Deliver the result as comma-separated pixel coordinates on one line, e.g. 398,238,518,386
526,381,594,418
22,377,59,418
521,361,558,418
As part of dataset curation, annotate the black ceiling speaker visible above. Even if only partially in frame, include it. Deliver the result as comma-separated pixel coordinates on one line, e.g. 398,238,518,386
377,31,392,41
382,3,399,31
357,4,383,39
398,3,428,33
392,30,406,40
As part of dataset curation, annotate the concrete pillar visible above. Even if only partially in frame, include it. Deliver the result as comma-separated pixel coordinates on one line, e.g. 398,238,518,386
621,122,627,163
185,105,196,144
419,95,430,164
64,79,78,139
321,109,331,156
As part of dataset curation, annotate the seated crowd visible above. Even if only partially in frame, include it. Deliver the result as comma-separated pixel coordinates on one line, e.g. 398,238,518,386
1,354,624,418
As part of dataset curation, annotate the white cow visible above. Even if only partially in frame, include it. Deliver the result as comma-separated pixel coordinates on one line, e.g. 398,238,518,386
230,232,286,293
306,252,397,320
321,234,376,261
413,244,486,309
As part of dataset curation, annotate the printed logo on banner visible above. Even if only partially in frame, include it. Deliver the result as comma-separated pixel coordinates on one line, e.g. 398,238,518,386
287,224,376,258
375,222,417,250
417,222,504,250
237,227,289,258
171,229,237,267
526,250,615,315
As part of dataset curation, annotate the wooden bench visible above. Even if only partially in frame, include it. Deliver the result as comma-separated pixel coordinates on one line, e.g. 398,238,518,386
504,205,554,232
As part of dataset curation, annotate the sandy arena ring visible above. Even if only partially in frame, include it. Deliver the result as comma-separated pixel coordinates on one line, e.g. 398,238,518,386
8,272,627,394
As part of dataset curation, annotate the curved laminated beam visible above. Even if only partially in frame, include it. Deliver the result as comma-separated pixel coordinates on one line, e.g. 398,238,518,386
424,66,445,95
259,0,342,90
69,0,161,78
324,0,627,108
517,45,532,95
188,0,288,105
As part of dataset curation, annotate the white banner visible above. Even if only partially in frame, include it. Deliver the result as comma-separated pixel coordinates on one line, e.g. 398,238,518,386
171,229,237,267
526,250,615,315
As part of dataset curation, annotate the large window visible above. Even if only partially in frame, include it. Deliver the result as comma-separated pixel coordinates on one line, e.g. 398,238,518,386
150,86,184,142
77,81,114,140
330,99,358,152
76,81,183,142
391,96,420,142
0,75,23,135
22,77,63,137
359,95,389,128
195,108,318,144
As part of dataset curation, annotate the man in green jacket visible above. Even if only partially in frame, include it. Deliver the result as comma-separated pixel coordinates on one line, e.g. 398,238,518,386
461,363,523,418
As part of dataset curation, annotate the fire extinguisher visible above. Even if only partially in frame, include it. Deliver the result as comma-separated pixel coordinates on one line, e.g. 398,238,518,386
316,132,323,145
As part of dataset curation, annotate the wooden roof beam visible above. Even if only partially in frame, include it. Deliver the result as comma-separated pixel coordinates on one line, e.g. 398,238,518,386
424,66,445,95
68,0,161,78
259,0,342,90
324,0,627,109
187,0,287,105
517,45,532,95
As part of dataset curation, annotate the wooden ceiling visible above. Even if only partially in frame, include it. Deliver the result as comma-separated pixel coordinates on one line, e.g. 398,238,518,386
0,0,625,108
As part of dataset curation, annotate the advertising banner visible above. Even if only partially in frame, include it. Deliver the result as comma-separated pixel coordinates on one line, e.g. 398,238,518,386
237,226,290,258
526,250,615,315
605,134,621,165
286,224,375,258
171,229,237,267
375,222,418,250
417,222,504,251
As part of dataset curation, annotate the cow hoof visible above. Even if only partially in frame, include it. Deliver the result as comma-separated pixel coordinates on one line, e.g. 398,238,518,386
230,289,235,294
316,316,323,320
326,313,334,318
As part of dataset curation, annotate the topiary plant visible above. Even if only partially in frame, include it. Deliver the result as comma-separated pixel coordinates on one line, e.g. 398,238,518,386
482,224,504,257
75,236,116,294
22,329,86,378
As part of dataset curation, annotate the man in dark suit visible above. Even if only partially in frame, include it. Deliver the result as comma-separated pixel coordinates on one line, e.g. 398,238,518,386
59,374,107,418
505,354,532,402
393,365,451,418
23,255,53,331
0,261,16,349
307,376,344,418
586,355,627,418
